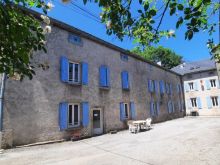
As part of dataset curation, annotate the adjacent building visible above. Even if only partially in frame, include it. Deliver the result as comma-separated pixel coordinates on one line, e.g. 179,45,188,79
172,59,220,116
0,10,184,148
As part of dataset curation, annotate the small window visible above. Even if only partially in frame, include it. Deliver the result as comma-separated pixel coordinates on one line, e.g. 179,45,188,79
189,82,194,90
68,62,80,83
68,103,80,127
124,103,129,119
190,98,197,107
120,54,128,62
210,79,216,88
68,34,82,46
211,96,219,107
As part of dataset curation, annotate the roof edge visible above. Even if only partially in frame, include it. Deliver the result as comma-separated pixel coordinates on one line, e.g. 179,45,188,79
21,6,181,77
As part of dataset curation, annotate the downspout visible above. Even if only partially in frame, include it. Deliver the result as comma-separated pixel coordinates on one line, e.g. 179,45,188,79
0,73,6,131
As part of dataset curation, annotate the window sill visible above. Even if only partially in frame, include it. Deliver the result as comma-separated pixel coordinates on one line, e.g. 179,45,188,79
67,82,82,86
66,125,83,131
99,86,110,90
122,88,130,91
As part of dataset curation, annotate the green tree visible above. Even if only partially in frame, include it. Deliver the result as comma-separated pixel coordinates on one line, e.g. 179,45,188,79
0,0,51,80
1,0,220,79
132,46,183,69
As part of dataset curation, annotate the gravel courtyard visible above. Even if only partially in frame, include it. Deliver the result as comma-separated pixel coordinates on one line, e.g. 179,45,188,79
0,117,220,165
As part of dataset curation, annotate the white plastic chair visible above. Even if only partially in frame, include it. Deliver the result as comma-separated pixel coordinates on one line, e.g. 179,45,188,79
145,118,152,130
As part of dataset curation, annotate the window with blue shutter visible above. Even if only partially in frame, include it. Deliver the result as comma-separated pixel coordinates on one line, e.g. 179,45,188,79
60,56,69,82
159,80,165,94
130,102,136,120
121,71,129,90
120,53,128,62
99,65,110,87
205,80,211,90
82,102,89,127
167,101,171,113
82,62,88,85
68,33,83,46
148,79,155,93
197,97,202,109
120,102,125,121
59,102,68,131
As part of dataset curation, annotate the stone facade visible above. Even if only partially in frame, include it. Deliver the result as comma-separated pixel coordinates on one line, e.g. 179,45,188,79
0,20,184,148
183,70,220,116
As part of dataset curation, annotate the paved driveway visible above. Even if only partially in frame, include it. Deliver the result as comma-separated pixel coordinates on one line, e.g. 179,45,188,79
0,117,220,165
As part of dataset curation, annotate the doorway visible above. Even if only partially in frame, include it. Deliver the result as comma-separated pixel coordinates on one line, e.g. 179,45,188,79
92,109,103,135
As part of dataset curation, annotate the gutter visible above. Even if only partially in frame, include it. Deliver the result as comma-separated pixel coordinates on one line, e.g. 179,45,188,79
0,73,6,131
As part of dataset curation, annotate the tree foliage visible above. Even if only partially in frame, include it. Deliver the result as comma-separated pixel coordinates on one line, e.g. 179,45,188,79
0,0,50,80
84,0,220,61
132,46,183,69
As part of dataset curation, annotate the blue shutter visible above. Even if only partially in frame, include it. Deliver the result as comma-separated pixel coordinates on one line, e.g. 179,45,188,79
176,84,179,93
206,97,212,109
120,102,125,121
184,83,189,92
106,67,110,87
205,80,211,90
100,66,106,87
172,101,175,112
187,99,192,109
148,79,152,92
194,81,199,91
159,81,165,94
156,101,160,116
197,97,202,109
60,56,69,82
170,84,172,95
178,100,181,111
59,102,68,131
82,102,89,127
150,101,154,116
154,80,158,94
217,79,220,89
82,62,88,85
167,101,170,113
130,102,136,120
121,71,129,89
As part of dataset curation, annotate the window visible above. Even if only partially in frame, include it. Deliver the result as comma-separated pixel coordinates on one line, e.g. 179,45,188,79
211,96,219,107
68,103,80,127
99,65,110,87
120,53,128,61
68,62,80,83
121,71,129,90
210,79,216,88
189,82,194,90
190,98,197,107
124,103,129,119
68,34,82,46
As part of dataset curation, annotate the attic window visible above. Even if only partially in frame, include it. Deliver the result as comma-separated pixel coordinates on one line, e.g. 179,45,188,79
68,33,83,46
120,53,128,62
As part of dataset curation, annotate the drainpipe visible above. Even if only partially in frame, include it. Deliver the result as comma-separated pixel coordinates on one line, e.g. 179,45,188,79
0,73,6,131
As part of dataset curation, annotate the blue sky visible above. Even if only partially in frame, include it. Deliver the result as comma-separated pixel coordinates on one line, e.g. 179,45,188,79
36,0,218,62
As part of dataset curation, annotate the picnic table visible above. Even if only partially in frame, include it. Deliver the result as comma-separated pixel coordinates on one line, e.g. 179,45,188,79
128,118,152,133
132,120,147,132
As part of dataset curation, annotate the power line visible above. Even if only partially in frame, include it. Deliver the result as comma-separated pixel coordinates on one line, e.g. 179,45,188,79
55,0,102,23
70,1,100,21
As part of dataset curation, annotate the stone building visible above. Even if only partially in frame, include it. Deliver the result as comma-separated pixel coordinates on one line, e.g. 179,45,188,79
172,59,220,116
0,10,184,148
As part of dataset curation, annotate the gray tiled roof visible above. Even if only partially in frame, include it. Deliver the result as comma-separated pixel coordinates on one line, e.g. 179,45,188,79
171,59,216,75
